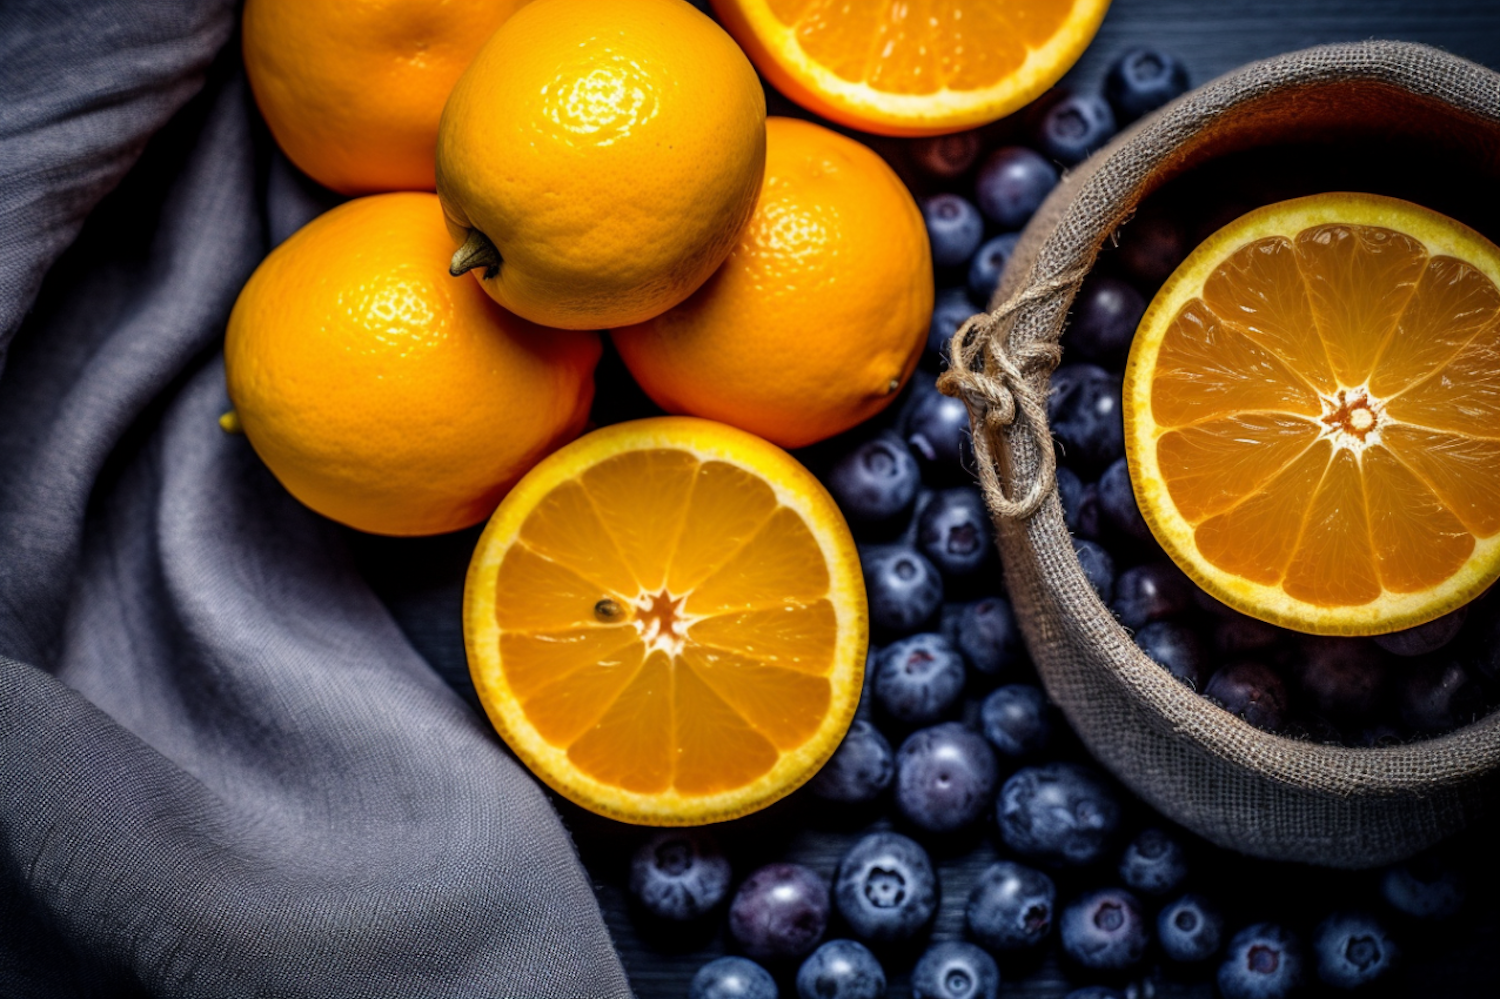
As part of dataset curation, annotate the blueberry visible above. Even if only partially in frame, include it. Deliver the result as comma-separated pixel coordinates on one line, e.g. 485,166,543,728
1217,924,1303,999
968,233,1021,305
1133,621,1205,689
728,863,831,960
1097,457,1152,543
796,939,886,999
918,488,993,579
1211,614,1283,656
905,389,972,471
1204,661,1289,732
629,830,732,921
1292,637,1386,720
1314,911,1397,990
1068,276,1146,366
910,941,1000,999
1035,93,1117,166
911,131,982,179
829,435,922,525
953,597,1024,675
1397,656,1482,732
1064,989,1124,999
1104,47,1191,123
1059,888,1148,970
833,831,939,943
875,634,967,725
1374,605,1468,656
864,545,944,634
1117,828,1186,896
1157,893,1224,963
1110,562,1193,630
1073,539,1116,604
894,722,999,834
1074,481,1103,539
691,956,779,999
1118,213,1188,286
979,684,1057,760
974,146,1059,229
1048,364,1124,471
1056,466,1083,531
810,719,895,804
929,287,978,362
965,860,1057,951
1381,854,1465,919
923,194,986,269
997,762,1122,866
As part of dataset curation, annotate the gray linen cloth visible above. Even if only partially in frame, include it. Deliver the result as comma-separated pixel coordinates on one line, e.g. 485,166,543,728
0,3,634,996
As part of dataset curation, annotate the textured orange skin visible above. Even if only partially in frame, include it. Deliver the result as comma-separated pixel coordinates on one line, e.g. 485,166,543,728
436,0,767,330
224,193,601,536
243,0,531,195
612,118,933,449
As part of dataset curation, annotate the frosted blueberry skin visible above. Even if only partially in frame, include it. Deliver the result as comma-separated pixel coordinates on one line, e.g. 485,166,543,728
916,488,993,579
1398,657,1484,733
1056,466,1084,532
922,194,985,268
953,597,1024,676
827,435,921,526
1063,988,1124,999
1059,887,1149,971
905,390,972,472
1134,620,1206,689
795,939,886,999
1118,827,1187,896
690,956,779,999
1073,539,1116,605
728,863,831,961
1118,212,1189,285
810,720,895,804
965,860,1057,951
1035,93,1117,165
1104,47,1191,122
1217,923,1304,999
1374,604,1467,656
1110,561,1194,630
974,146,1058,229
997,762,1122,867
979,685,1057,761
894,722,1000,834
875,633,967,726
967,233,1021,305
909,941,1000,999
863,545,944,636
1382,854,1465,919
833,831,939,943
1314,911,1398,990
1157,893,1224,963
1097,457,1152,543
1047,364,1124,472
929,287,978,363
629,830,732,921
1292,636,1387,720
1067,276,1146,367
1205,661,1289,733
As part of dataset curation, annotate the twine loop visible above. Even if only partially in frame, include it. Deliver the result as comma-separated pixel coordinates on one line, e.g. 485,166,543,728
937,268,1089,520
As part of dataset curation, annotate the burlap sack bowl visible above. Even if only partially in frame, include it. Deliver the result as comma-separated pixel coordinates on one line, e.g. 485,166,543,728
944,39,1500,868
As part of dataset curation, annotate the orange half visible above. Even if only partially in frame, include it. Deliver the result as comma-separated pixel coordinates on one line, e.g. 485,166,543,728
711,0,1112,137
1125,193,1500,636
464,417,867,824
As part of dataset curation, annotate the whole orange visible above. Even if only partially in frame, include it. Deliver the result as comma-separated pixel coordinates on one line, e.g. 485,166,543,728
242,0,531,195
611,117,932,449
224,193,601,537
436,0,766,330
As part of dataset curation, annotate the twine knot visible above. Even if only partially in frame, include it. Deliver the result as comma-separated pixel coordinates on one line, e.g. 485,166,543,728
937,268,1089,520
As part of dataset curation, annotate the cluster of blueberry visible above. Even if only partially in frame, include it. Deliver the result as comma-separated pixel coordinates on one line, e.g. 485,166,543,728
607,48,1490,999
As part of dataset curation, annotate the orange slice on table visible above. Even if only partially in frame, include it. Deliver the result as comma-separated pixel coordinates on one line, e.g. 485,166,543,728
464,417,867,824
1125,193,1500,636
710,0,1113,137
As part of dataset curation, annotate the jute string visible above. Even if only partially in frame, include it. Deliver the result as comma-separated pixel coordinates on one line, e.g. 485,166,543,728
937,268,1089,520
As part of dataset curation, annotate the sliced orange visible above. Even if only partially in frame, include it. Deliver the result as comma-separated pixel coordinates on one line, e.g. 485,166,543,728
710,0,1112,137
464,417,867,824
1125,193,1500,636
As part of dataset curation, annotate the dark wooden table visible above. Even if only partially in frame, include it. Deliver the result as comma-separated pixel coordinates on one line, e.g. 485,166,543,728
358,2,1500,996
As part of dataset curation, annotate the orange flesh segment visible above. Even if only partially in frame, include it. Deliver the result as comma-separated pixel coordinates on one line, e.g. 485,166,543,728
1151,215,1500,609
496,447,838,796
773,0,1070,92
